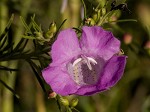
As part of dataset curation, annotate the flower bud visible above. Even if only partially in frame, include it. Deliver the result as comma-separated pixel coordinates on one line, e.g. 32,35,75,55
101,8,106,16
49,22,57,33
59,97,69,106
85,18,95,26
108,11,121,24
123,33,132,44
92,9,101,22
70,98,79,107
45,22,57,39
48,91,57,99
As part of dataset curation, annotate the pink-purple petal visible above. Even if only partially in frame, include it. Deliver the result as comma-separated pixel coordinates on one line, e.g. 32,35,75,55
97,55,127,89
80,26,120,60
51,28,81,66
75,85,106,95
42,66,79,96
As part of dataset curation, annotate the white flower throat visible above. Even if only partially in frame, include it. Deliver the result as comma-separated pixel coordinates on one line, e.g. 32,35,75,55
68,55,99,85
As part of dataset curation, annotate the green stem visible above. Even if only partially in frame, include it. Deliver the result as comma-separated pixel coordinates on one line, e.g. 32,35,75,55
81,0,86,19
66,107,72,112
72,107,80,112
108,19,137,23
55,96,63,112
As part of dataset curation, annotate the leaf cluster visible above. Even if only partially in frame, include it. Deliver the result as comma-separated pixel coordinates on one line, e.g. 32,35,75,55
0,14,66,97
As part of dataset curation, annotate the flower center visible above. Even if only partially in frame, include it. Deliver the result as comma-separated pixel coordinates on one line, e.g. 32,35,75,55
67,55,99,85
72,55,97,71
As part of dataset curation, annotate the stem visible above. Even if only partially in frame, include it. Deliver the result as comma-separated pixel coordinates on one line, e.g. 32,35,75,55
55,97,63,112
108,19,137,23
66,107,72,112
81,0,86,19
72,107,80,112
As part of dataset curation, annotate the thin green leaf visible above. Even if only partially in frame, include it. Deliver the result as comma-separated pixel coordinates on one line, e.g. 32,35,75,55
27,60,47,93
108,19,137,23
31,16,42,32
18,39,29,52
2,43,14,52
0,35,8,49
72,27,82,33
13,39,29,53
55,97,63,112
81,0,87,19
0,14,14,41
13,38,26,52
0,79,20,99
53,19,67,38
0,65,18,71
20,16,32,34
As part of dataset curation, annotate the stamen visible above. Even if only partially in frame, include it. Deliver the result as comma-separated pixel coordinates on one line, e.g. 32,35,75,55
72,58,82,67
86,59,92,70
85,57,97,70
87,57,97,65
72,56,97,71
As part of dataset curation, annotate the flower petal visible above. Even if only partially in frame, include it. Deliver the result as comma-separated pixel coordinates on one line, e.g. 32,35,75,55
42,66,78,96
51,29,81,66
80,26,120,60
75,85,105,95
97,55,127,89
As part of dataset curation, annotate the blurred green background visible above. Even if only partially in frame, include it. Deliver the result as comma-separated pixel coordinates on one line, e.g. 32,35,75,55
0,0,150,112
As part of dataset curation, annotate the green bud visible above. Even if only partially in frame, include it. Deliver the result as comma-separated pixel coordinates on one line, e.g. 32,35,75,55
85,18,96,26
92,9,101,22
49,22,57,33
70,98,79,107
101,8,106,16
45,22,57,39
60,97,69,106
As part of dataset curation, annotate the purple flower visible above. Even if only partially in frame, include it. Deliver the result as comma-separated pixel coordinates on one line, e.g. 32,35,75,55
42,26,126,96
